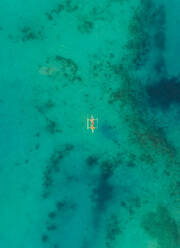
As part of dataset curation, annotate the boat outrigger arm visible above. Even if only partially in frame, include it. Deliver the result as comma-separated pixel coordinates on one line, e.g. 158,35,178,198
87,115,98,133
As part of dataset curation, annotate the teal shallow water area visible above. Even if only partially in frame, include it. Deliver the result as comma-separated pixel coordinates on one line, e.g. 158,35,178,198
0,0,180,247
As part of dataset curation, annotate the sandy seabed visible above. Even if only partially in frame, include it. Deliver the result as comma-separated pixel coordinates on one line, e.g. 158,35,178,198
0,0,179,247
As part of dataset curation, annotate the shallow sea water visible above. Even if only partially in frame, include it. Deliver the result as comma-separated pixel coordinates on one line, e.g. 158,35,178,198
0,0,180,247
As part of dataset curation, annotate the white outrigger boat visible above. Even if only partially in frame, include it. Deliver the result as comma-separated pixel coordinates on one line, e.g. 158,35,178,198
87,115,98,133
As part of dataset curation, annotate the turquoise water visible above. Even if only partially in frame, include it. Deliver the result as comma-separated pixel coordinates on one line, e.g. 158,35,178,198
0,0,180,247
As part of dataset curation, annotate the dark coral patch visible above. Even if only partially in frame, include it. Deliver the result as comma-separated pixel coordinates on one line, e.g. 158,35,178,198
78,19,94,34
100,160,115,177
48,211,56,219
56,199,76,212
45,0,78,22
46,118,62,134
146,76,180,110
64,143,74,152
154,30,166,50
126,161,136,168
91,167,114,213
47,224,57,231
86,155,99,167
105,215,122,247
56,200,67,211
21,26,44,42
42,144,74,198
154,58,166,75
141,206,180,248
45,4,64,21
41,234,48,243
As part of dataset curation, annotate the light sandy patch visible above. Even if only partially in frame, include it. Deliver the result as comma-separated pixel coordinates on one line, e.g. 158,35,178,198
39,66,59,76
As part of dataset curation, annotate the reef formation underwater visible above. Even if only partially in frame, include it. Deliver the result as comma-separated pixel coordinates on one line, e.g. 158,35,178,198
0,0,179,248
